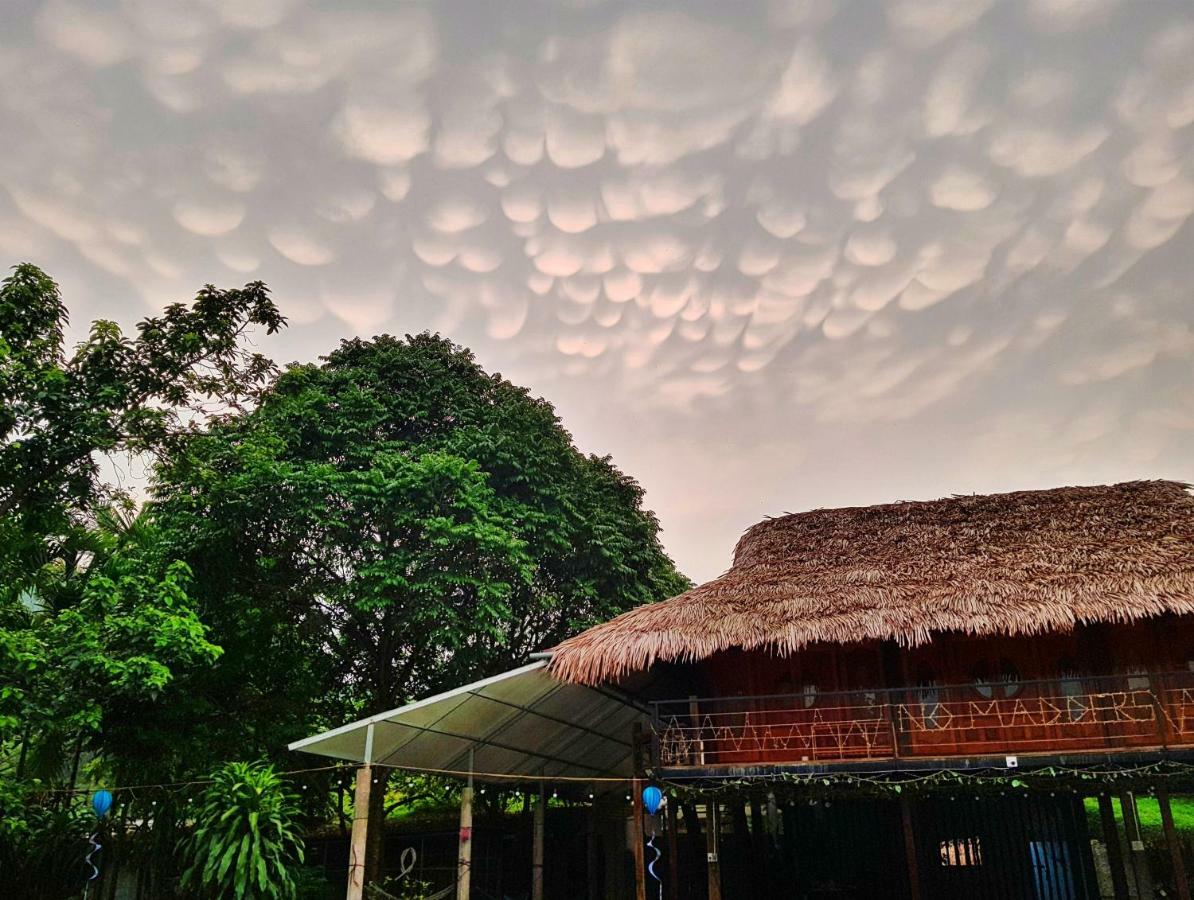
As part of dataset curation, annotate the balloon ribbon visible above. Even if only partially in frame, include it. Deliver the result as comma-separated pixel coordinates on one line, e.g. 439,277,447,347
646,832,663,900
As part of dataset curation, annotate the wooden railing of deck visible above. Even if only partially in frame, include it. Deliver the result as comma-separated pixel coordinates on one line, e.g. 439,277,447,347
652,671,1194,768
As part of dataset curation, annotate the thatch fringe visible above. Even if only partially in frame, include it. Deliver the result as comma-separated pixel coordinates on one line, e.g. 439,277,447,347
548,480,1194,686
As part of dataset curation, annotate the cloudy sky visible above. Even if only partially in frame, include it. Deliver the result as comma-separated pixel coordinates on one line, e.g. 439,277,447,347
2,0,1193,582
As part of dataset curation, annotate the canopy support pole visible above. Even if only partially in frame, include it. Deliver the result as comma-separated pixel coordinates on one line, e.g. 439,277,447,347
532,782,545,900
346,723,374,900
457,749,474,900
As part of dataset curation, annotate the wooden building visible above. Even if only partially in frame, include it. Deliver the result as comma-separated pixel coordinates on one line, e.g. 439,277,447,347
548,480,1194,899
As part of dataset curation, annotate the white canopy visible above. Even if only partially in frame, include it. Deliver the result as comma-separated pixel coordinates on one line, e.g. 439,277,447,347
287,661,645,780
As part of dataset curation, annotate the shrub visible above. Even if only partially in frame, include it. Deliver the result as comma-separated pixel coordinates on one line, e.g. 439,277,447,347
181,761,305,899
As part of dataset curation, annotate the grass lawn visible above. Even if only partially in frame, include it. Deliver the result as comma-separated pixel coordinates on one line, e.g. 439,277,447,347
1084,795,1194,840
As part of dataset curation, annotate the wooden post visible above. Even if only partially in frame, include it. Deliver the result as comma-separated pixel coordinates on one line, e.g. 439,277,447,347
705,801,722,900
900,795,921,900
532,782,545,900
587,796,601,900
632,778,648,900
346,723,374,900
456,750,474,900
1159,788,1191,900
666,798,680,900
1098,794,1130,900
1120,791,1154,898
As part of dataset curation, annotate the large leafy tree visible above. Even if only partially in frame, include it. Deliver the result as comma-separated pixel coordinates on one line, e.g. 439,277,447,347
0,263,284,766
0,263,284,603
151,333,689,878
0,264,285,892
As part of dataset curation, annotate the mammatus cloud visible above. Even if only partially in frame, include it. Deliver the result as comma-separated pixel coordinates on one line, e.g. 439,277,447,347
1,0,1192,579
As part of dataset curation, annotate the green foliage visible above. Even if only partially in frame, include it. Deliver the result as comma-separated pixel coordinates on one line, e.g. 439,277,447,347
0,262,284,606
151,333,689,769
0,265,283,893
0,779,92,899
181,761,305,900
0,270,688,889
0,515,220,776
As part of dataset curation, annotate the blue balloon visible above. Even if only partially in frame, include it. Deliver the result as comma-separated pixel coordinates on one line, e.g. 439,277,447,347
91,790,113,819
642,785,663,816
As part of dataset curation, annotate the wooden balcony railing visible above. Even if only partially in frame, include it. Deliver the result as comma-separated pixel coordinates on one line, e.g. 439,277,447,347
652,671,1194,769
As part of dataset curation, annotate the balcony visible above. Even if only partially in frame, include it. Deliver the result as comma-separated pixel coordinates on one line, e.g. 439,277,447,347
651,670,1194,770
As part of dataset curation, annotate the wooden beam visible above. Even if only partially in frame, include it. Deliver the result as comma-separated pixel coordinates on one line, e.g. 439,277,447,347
532,783,545,900
632,778,648,900
1098,794,1130,900
900,795,921,900
1120,791,1153,898
705,801,722,900
587,798,601,900
631,722,649,900
1159,788,1190,900
666,798,680,900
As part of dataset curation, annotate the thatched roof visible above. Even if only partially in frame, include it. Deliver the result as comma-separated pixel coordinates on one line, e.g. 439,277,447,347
549,480,1194,686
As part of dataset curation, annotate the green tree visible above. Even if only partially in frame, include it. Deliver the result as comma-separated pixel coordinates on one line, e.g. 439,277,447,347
0,262,284,603
151,333,689,882
0,515,220,781
0,264,284,894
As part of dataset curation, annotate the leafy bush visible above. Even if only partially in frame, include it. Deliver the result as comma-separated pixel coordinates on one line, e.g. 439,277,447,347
181,761,305,899
0,781,92,899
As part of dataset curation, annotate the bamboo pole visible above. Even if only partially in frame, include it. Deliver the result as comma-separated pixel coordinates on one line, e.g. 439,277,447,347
1159,789,1190,900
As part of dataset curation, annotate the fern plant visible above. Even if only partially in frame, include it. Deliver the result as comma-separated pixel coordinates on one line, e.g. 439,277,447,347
181,761,305,899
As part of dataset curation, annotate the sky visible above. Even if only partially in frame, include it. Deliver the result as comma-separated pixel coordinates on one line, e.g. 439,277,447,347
2,0,1193,583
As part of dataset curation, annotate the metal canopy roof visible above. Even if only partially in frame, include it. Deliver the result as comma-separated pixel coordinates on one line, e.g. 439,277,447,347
287,661,645,780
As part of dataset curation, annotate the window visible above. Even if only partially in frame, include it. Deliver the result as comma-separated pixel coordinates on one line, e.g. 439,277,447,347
1058,659,1086,723
801,682,817,708
997,659,1022,698
940,837,983,866
917,669,942,729
972,661,995,700
972,659,1022,699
